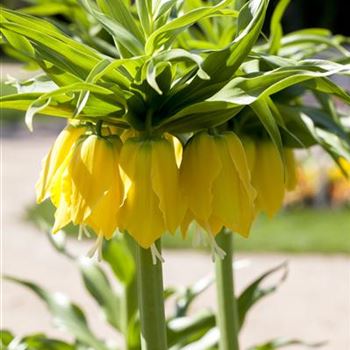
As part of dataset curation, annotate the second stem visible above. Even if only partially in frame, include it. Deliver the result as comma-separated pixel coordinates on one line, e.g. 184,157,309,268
136,239,167,350
215,229,240,350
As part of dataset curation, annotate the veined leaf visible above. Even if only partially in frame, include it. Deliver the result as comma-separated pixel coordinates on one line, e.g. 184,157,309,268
269,0,290,55
79,258,122,331
26,97,52,131
21,3,72,16
97,0,145,43
250,97,284,160
80,0,144,57
159,0,268,117
136,0,153,36
237,262,288,330
157,101,243,133
0,330,14,348
145,0,232,54
167,310,216,347
4,276,110,350
248,338,326,350
9,334,76,350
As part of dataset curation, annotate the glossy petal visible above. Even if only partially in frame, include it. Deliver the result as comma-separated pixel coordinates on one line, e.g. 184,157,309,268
119,139,165,248
253,141,285,217
68,135,116,224
36,124,86,203
284,148,298,191
241,136,256,172
85,136,124,239
151,138,186,233
180,132,222,223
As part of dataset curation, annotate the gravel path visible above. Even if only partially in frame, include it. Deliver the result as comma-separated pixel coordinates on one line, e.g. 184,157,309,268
1,133,350,350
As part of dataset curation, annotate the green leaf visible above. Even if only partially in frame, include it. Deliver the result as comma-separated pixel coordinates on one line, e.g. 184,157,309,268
25,97,52,131
269,0,291,55
74,59,114,117
167,311,216,347
97,0,145,43
159,0,268,116
0,330,14,348
157,101,243,133
21,4,72,16
102,235,139,348
145,0,232,54
179,328,219,350
175,274,214,317
4,276,110,350
1,9,102,75
13,334,76,350
237,262,288,330
136,0,153,36
248,338,326,350
79,258,122,331
103,235,136,285
80,0,144,57
250,97,284,159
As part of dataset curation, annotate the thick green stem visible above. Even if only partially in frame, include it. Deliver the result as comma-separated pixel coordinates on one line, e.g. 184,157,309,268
135,240,167,350
215,229,240,350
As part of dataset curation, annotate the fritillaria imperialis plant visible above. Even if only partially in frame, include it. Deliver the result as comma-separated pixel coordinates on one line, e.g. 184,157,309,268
1,0,349,349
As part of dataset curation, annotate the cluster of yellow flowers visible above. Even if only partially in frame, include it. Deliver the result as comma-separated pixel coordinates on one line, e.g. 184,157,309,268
36,123,298,250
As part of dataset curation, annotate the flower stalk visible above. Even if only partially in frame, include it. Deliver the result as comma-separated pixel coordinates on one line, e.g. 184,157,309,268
215,229,240,350
135,239,167,350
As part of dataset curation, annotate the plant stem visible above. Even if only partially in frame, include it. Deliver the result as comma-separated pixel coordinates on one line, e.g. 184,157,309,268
135,240,167,350
215,229,240,350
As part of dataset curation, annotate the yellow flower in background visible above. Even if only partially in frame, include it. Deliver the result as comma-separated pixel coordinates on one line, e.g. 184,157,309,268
52,134,124,239
243,139,297,218
328,157,350,205
329,157,350,180
180,132,256,237
118,136,186,248
36,123,87,203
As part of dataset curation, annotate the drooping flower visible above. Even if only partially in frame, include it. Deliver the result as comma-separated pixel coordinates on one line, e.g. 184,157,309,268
84,136,124,239
118,136,186,248
284,147,298,191
242,138,298,217
36,123,87,203
51,134,124,239
180,131,256,238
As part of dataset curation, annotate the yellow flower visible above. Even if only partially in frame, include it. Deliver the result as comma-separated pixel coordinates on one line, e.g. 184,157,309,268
85,136,124,239
284,148,298,191
329,157,350,181
243,139,297,217
52,134,124,239
180,132,256,237
36,123,87,203
118,136,185,248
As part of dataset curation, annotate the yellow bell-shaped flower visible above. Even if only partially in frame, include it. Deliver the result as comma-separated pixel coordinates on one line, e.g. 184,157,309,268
284,148,298,191
243,139,297,218
52,134,124,239
36,123,86,203
85,136,124,239
180,131,256,237
118,136,186,248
